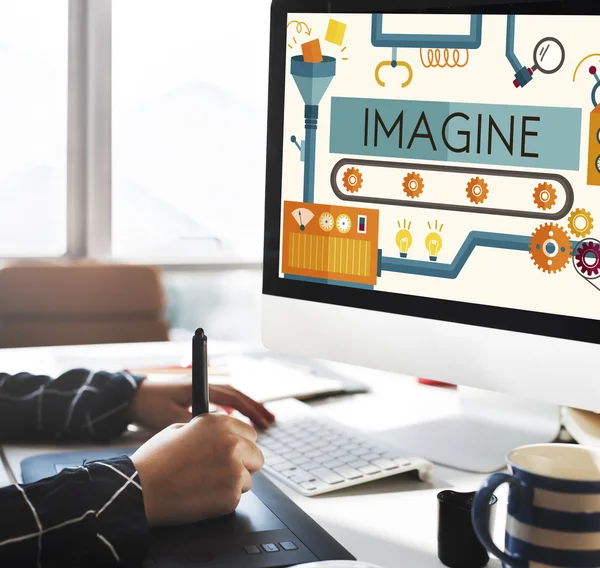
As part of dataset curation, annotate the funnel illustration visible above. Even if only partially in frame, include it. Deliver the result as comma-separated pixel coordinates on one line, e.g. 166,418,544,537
290,55,336,203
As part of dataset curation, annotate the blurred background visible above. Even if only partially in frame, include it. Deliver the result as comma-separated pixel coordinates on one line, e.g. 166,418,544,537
0,0,270,347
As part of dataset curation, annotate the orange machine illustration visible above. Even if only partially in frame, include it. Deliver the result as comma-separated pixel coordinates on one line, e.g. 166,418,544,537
282,201,380,286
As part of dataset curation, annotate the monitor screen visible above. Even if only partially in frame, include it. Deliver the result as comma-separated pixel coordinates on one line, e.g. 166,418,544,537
265,4,600,344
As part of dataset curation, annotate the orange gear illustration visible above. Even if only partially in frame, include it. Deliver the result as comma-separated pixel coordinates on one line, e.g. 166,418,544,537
403,172,424,198
568,208,594,238
465,177,489,204
342,167,363,193
533,182,557,210
529,223,571,274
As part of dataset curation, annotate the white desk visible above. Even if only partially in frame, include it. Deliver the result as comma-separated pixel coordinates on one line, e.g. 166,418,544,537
0,342,507,568
0,449,11,487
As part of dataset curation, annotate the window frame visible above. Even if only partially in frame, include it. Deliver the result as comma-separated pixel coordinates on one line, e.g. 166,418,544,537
1,0,262,270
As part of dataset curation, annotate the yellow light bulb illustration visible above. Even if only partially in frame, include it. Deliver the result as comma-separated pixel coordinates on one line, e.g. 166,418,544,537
395,220,413,258
425,220,444,262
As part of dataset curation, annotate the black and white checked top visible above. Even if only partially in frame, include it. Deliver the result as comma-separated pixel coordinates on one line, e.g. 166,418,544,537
0,369,150,567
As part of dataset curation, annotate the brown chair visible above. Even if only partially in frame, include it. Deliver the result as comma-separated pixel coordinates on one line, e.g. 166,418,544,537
0,262,170,348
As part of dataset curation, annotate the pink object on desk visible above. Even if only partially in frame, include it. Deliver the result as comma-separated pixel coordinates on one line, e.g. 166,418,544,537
418,378,456,388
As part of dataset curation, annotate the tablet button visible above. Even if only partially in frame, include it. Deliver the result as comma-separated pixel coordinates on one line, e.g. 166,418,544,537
280,541,298,551
262,543,279,553
244,545,261,555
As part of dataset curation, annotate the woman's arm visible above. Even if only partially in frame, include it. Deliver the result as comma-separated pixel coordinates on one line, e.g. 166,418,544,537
0,456,148,567
0,370,144,443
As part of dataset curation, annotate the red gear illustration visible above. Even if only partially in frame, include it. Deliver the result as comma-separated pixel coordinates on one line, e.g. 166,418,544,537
529,223,571,274
574,240,600,278
403,172,424,198
342,167,363,193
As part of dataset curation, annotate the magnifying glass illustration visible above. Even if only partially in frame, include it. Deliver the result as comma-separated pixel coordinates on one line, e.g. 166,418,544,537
531,37,565,75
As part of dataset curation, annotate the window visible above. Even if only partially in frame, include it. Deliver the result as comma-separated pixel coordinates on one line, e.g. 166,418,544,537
0,1,68,257
112,0,271,263
0,0,268,270
165,269,262,343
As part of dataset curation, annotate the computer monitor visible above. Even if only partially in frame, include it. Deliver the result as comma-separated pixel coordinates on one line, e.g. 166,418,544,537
261,0,600,472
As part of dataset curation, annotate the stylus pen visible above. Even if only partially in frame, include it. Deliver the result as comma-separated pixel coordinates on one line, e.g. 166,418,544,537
192,328,210,417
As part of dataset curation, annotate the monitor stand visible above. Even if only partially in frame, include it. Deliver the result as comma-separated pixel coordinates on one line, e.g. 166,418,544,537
380,387,562,473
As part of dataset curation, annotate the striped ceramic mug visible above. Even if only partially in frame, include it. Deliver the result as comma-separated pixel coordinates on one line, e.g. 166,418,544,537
472,444,600,568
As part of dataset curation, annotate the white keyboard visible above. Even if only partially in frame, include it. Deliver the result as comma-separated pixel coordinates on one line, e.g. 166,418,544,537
258,400,433,496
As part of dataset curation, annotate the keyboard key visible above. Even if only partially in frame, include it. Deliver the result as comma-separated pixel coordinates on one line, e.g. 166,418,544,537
313,440,329,449
293,444,314,454
314,455,331,464
244,545,261,555
372,458,399,470
359,465,381,475
362,453,383,462
333,466,363,480
282,468,299,478
266,455,286,466
262,544,279,553
281,451,303,461
330,449,347,458
273,462,295,472
280,541,298,551
294,432,311,440
350,447,371,457
302,461,320,471
290,471,315,483
306,450,323,459
293,455,311,466
310,468,345,485
339,455,357,464
349,459,369,468
382,453,412,466
344,444,360,452
322,459,344,469
320,445,338,454
301,482,318,491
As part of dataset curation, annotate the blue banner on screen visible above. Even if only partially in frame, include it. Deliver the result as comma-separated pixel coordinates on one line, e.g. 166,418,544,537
329,97,582,171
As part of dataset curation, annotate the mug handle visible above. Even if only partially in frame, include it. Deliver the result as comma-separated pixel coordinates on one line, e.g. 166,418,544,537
471,472,527,568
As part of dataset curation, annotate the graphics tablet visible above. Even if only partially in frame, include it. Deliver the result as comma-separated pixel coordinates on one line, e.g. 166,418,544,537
21,449,354,568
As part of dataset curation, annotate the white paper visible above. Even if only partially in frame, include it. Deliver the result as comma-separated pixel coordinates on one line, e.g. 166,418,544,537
289,562,384,568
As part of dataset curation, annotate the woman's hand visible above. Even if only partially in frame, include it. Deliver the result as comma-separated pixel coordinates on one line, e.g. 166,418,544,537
132,413,264,526
129,377,275,433
209,384,275,429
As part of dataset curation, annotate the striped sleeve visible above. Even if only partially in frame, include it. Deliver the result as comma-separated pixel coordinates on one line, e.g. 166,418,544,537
0,369,145,443
0,456,149,567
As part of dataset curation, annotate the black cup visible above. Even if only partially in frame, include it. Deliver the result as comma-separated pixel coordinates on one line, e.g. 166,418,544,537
437,490,497,568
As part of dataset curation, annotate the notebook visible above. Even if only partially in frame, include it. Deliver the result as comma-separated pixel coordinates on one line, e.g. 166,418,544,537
131,351,368,404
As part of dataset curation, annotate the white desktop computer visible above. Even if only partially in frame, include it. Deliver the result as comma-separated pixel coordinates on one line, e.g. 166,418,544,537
261,0,600,473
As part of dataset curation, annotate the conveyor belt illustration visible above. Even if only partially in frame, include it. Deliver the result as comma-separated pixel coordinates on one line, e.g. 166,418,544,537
331,158,576,279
